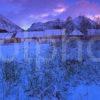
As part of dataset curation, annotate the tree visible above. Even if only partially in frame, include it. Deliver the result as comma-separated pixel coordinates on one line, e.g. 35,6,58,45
79,16,96,34
65,16,75,34
95,17,100,29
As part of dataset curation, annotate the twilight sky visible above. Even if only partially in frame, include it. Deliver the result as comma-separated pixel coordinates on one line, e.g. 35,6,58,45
0,0,100,29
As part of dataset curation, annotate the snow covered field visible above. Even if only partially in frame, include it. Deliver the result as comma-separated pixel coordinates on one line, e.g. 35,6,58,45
0,39,100,100
16,30,65,38
0,33,13,39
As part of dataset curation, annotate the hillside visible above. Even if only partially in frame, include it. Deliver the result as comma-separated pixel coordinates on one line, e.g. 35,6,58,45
0,15,23,32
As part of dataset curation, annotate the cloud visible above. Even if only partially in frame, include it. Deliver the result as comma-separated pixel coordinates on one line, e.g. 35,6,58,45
65,0,100,17
87,14,100,21
28,4,67,22
54,6,66,14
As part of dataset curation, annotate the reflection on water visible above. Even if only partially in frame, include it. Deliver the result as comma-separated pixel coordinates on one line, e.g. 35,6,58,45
0,40,100,100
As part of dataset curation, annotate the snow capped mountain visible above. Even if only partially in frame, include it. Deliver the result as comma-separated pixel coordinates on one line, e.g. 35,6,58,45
73,16,97,34
0,15,23,32
28,19,65,31
73,16,96,27
28,16,98,35
65,16,97,35
28,22,45,31
44,19,65,30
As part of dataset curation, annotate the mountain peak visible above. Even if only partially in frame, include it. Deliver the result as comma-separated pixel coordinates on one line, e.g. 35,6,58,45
73,16,97,33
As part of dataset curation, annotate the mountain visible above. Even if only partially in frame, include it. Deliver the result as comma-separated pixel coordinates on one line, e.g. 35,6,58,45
28,19,65,31
0,15,23,32
73,16,97,34
28,16,98,34
65,16,97,34
44,19,65,30
64,16,75,34
28,22,45,31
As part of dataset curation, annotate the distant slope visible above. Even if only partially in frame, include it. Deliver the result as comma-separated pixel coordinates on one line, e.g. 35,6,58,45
28,16,98,35
73,16,97,34
65,16,97,34
0,15,23,32
28,22,45,31
28,19,65,31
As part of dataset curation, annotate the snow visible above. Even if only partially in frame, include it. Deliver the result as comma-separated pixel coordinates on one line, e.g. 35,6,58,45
16,31,45,38
73,16,96,27
44,29,65,35
70,29,83,35
28,22,45,31
28,19,65,31
0,15,23,32
88,29,100,35
16,29,65,38
0,33,13,39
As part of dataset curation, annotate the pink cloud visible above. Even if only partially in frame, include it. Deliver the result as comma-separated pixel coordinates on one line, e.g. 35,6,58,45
54,6,66,13
66,0,100,17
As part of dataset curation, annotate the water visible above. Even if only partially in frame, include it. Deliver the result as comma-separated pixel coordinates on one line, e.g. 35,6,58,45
0,40,100,100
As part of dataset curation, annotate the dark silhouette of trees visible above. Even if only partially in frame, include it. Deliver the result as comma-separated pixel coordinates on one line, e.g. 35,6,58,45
0,29,8,33
65,16,75,34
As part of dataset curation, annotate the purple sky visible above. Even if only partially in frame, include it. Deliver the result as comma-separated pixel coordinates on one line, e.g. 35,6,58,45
0,0,100,29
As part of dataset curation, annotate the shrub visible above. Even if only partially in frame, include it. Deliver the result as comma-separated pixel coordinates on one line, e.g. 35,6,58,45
2,60,20,84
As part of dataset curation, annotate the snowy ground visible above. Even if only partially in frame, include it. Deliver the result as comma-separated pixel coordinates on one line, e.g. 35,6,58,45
0,39,100,100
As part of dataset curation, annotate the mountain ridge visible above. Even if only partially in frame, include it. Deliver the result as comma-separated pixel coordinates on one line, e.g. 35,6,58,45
28,16,99,34
0,15,23,32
